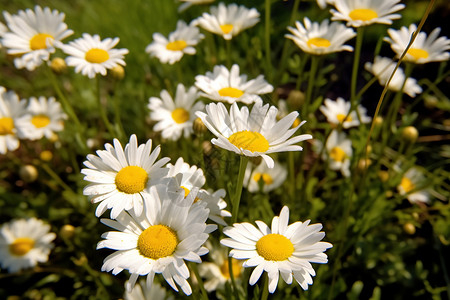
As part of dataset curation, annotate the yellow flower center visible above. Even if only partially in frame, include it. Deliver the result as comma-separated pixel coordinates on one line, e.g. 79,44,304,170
31,115,51,128
171,108,190,124
30,33,54,50
9,237,35,256
307,37,331,48
348,8,378,21
336,113,352,123
256,234,294,261
115,166,148,194
0,117,14,135
85,48,110,64
218,87,244,98
253,172,274,185
220,258,243,279
330,146,347,162
228,130,270,153
220,24,234,34
181,186,190,198
166,40,188,51
400,177,415,193
407,48,429,60
138,225,178,259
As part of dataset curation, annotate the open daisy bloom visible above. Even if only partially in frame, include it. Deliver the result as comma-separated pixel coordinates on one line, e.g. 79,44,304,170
397,167,430,205
323,130,352,177
148,84,204,141
124,280,174,300
330,0,405,27
244,160,287,193
195,64,274,105
1,6,73,70
0,218,56,273
319,97,371,129
196,101,312,168
221,206,332,293
365,56,422,97
58,33,129,78
81,134,170,219
145,20,204,65
286,17,356,55
97,183,216,295
385,24,450,64
194,2,260,40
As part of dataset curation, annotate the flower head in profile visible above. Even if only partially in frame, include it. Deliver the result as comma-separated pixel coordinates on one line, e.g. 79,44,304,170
330,0,405,27
221,206,332,293
124,280,174,300
319,97,371,129
81,135,170,219
195,64,274,105
148,84,204,141
286,17,356,55
397,167,430,205
15,96,67,141
1,6,73,70
384,24,450,64
322,130,352,177
58,33,129,78
196,101,312,168
0,218,56,273
244,160,287,193
146,21,204,65
97,183,215,295
365,56,422,97
194,2,260,40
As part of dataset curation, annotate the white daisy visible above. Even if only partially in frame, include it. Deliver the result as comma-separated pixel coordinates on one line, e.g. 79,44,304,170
15,96,67,140
244,160,287,193
319,97,371,129
197,189,231,226
277,99,302,128
0,22,7,47
195,64,274,105
384,24,450,64
124,280,174,300
58,33,129,78
285,17,356,55
146,20,204,65
81,134,170,219
221,206,332,293
193,2,260,40
177,0,215,12
0,218,56,273
364,56,422,97
148,84,204,141
330,0,405,27
97,183,215,295
397,167,430,205
323,130,352,177
196,101,312,168
1,6,73,71
0,87,29,154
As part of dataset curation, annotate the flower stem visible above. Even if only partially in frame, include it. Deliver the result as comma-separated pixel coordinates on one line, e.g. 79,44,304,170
264,0,272,82
261,273,269,300
226,39,232,68
303,55,319,118
96,77,115,138
231,156,249,224
190,263,209,300
350,27,364,107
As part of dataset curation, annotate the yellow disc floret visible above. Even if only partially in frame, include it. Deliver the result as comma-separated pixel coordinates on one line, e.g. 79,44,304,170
400,177,415,193
30,33,54,50
171,108,190,124
9,237,35,256
330,146,347,162
138,225,178,259
336,113,352,123
256,234,294,261
166,40,188,51
348,8,378,21
31,115,51,128
307,37,331,48
218,87,244,98
228,130,269,153
220,24,234,34
407,48,429,60
0,117,14,135
115,166,148,194
85,48,110,64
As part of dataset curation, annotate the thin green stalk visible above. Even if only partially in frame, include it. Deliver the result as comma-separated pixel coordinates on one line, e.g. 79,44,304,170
96,77,115,137
288,151,296,204
261,273,269,300
303,55,319,118
350,27,364,106
190,263,209,300
264,0,273,81
226,39,232,68
231,156,249,224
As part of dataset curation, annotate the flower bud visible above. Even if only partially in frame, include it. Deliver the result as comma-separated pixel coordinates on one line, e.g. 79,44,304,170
403,223,416,235
110,65,125,80
374,116,383,126
193,117,207,135
378,170,389,182
19,165,38,183
287,90,304,110
401,126,418,144
50,57,67,74
60,224,76,239
40,150,53,161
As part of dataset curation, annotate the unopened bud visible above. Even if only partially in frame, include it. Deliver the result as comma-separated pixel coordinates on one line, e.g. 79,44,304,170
374,116,383,126
193,117,207,135
403,223,416,235
110,65,125,80
202,141,213,156
19,165,38,183
50,57,67,74
401,126,418,143
378,170,389,182
424,95,438,109
40,150,53,161
287,90,304,110
60,224,76,239
357,158,371,172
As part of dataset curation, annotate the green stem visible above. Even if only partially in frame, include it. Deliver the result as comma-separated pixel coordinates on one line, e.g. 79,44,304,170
226,39,232,68
350,27,364,107
387,63,414,131
303,55,319,118
96,77,115,138
231,156,249,224
190,263,209,300
264,0,272,81
261,273,269,300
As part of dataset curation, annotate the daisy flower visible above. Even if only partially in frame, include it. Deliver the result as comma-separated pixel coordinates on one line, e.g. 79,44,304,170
195,64,274,105
97,183,216,295
177,0,215,12
323,130,352,177
1,6,73,70
330,0,405,27
319,97,371,129
244,160,287,193
193,2,260,40
145,20,204,65
58,33,129,78
197,189,231,226
285,17,356,55
0,218,56,273
0,22,7,47
0,87,29,154
15,96,67,140
397,167,430,205
148,84,204,141
365,56,422,97
384,24,450,64
196,101,312,168
221,206,332,293
81,134,170,219
166,157,206,192
124,280,174,300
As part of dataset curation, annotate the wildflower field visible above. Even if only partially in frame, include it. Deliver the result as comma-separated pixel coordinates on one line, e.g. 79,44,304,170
0,0,449,299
